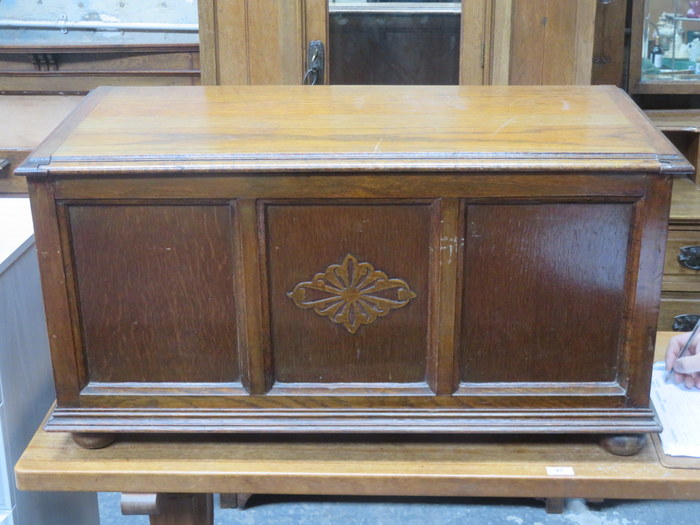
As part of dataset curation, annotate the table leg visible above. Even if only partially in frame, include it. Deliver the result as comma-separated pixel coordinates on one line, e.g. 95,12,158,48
220,493,252,509
545,497,565,514
121,493,213,525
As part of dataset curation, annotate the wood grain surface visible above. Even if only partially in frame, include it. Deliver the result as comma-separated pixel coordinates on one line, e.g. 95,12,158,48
16,85,692,176
658,177,700,331
460,203,632,383
20,86,686,438
68,204,239,383
14,334,682,499
670,177,700,223
265,203,431,384
16,430,687,498
506,0,595,85
13,330,700,502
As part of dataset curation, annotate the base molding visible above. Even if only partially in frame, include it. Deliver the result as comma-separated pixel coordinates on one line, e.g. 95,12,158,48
46,407,661,435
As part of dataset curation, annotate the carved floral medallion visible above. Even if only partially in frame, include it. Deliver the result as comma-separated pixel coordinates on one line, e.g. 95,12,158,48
287,254,417,334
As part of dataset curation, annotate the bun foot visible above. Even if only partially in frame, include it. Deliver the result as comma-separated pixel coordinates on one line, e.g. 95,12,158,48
600,434,646,456
71,432,117,449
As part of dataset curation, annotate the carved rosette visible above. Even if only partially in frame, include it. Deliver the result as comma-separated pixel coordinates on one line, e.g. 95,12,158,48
287,254,417,334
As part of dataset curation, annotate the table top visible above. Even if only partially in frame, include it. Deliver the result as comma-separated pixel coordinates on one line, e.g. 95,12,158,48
0,95,82,149
17,85,692,177
15,333,700,501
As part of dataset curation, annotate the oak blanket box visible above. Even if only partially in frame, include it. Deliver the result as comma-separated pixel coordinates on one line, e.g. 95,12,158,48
17,85,692,454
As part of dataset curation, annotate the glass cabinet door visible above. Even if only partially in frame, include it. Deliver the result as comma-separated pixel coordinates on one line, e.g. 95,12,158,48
328,0,462,85
631,0,700,93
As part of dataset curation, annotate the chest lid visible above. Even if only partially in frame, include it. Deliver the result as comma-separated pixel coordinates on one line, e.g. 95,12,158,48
17,85,692,177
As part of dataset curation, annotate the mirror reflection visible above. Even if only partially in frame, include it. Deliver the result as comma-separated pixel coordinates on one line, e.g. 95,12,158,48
328,0,462,85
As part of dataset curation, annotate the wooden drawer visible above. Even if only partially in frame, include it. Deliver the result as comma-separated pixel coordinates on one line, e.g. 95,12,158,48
659,292,700,331
0,45,200,95
663,227,700,292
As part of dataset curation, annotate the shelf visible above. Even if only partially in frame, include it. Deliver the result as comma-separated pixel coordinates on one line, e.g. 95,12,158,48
667,15,700,22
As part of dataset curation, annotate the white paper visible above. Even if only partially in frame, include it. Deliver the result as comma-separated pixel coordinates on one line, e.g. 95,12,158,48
651,361,700,457
546,466,575,476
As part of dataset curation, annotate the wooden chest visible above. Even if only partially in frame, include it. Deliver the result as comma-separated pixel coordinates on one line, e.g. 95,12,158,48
18,85,692,453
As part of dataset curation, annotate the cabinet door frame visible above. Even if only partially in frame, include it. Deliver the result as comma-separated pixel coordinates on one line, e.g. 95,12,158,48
198,0,328,85
198,0,493,85
489,0,596,85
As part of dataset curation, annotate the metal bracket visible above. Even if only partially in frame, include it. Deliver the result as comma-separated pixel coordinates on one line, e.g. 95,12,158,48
674,314,700,332
679,245,700,271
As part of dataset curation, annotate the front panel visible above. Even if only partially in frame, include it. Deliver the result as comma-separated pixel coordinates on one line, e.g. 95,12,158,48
34,173,663,436
460,202,633,385
68,203,240,384
264,202,432,388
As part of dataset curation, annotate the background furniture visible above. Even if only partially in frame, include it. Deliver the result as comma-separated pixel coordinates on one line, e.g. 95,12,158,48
647,110,700,183
0,96,81,194
0,45,200,94
197,0,597,86
660,176,700,331
629,0,700,95
0,198,98,525
0,1,199,95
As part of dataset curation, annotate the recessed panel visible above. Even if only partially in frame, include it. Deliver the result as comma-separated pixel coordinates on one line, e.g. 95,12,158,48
69,204,239,383
460,203,633,384
265,203,431,384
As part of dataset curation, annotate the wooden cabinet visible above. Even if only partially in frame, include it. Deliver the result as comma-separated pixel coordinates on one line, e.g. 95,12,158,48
660,177,700,331
17,85,692,453
0,45,200,95
629,0,700,94
197,0,596,87
493,0,596,86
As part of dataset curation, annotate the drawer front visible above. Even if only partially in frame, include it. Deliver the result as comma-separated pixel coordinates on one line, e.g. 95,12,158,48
663,228,700,292
659,292,700,331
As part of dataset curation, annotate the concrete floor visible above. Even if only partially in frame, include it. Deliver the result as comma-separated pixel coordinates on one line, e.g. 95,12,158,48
97,493,700,525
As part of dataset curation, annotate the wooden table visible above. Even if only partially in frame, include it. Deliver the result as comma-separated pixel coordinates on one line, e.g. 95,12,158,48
14,333,699,525
0,95,82,194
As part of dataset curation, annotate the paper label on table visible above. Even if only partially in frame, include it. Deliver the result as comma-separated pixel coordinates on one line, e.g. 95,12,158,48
546,466,575,476
651,361,700,457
